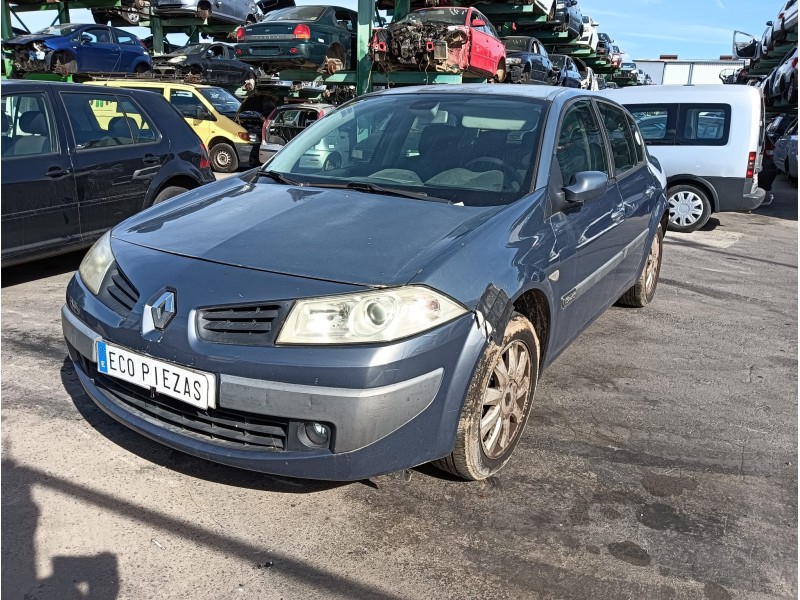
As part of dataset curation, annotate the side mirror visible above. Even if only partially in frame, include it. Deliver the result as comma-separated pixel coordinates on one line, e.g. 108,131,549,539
471,18,486,27
81,34,92,44
195,106,211,120
767,21,773,26
563,171,608,205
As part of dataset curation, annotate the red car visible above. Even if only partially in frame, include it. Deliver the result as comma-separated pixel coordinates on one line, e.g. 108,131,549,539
609,44,622,69
371,7,507,81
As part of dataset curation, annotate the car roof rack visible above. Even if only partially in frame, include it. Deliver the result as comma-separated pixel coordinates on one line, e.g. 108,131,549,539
72,72,208,86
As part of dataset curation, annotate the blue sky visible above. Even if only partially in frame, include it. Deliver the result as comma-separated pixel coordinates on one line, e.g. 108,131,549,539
14,0,781,60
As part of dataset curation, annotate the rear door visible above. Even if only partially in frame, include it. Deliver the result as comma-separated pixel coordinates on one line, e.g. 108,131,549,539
1,87,78,262
58,90,165,242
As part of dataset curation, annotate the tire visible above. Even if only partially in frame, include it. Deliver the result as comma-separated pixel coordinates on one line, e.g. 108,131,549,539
52,52,77,75
322,153,341,171
325,44,346,73
786,76,797,104
92,11,109,24
518,66,531,84
667,184,711,232
210,142,238,173
152,186,188,205
434,312,540,481
243,73,256,91
494,59,506,83
134,62,150,74
121,8,141,25
617,224,664,308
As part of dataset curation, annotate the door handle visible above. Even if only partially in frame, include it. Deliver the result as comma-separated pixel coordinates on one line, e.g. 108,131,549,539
610,207,625,222
142,155,161,165
46,166,72,178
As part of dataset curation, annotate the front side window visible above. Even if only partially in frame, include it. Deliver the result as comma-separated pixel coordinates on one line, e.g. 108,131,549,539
170,89,206,118
555,100,609,186
597,102,638,176
198,88,241,115
267,94,547,205
1,92,58,158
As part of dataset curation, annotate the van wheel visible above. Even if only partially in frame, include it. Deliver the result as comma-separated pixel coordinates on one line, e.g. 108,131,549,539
153,186,188,205
434,312,539,481
667,184,711,232
210,142,238,173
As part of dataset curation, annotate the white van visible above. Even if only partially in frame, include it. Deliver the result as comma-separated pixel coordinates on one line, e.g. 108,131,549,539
600,85,765,232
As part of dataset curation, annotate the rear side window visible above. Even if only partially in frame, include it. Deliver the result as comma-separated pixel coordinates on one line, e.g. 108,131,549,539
681,105,730,144
1,92,59,158
597,102,638,176
60,92,159,150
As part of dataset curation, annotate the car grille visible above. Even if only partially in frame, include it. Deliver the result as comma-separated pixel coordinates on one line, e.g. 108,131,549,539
197,302,290,346
99,264,140,317
83,357,289,450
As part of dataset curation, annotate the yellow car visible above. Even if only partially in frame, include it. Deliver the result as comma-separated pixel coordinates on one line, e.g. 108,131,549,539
98,80,260,172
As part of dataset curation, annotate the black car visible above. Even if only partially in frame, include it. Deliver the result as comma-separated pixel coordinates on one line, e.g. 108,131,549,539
550,54,582,88
152,43,259,89
1,80,215,266
553,0,583,40
500,36,555,84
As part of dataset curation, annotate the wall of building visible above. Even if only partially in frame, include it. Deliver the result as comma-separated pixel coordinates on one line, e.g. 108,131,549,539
634,59,745,85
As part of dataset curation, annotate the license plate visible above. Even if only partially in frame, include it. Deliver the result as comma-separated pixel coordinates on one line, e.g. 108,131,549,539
96,341,216,410
252,47,280,56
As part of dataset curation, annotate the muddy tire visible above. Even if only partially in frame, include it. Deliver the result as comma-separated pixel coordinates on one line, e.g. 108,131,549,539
518,66,531,84
326,44,346,73
210,142,238,173
134,62,150,74
617,224,663,308
243,73,256,91
153,186,188,206
197,3,211,20
434,312,540,481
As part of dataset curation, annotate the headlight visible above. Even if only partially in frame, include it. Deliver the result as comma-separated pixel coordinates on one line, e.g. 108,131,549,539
168,56,187,64
78,231,115,295
506,57,521,65
276,286,467,345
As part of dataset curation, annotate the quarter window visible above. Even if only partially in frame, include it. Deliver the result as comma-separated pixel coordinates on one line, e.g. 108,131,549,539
597,102,638,176
555,100,609,185
1,92,58,158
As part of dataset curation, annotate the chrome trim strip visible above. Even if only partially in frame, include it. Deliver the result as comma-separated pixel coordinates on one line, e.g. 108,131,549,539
562,228,649,308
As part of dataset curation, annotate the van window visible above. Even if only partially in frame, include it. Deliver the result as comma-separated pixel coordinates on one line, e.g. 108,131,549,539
683,107,728,142
626,103,730,146
170,89,205,118
626,105,678,145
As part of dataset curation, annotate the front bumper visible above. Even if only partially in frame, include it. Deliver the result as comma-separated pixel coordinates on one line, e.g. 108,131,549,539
62,249,486,480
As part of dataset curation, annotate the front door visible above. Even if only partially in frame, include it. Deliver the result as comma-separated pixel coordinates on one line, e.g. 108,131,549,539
77,26,122,71
546,99,623,355
1,88,78,263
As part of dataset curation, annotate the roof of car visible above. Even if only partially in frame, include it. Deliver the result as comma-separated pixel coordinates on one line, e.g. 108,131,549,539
372,83,572,102
275,103,336,110
0,80,177,94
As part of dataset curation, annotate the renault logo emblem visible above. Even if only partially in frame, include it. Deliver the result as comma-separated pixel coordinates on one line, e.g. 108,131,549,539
151,291,176,330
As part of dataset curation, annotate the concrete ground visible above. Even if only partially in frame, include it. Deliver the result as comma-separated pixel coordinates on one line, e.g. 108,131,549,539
2,178,797,599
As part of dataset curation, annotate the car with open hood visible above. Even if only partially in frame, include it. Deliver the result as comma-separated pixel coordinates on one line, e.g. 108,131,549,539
4,23,151,76
370,6,507,81
62,84,668,482
98,79,268,172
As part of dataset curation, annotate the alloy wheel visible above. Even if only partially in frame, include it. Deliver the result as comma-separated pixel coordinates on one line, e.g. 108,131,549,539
480,340,532,459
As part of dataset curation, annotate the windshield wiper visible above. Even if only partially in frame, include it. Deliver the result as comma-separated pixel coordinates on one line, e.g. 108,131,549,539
308,181,449,203
257,170,302,186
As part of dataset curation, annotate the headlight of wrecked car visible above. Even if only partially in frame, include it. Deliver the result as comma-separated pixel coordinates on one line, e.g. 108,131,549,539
168,56,187,64
78,231,115,295
276,286,467,345
506,57,522,65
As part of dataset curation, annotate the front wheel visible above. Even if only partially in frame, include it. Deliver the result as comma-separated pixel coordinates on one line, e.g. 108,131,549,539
494,59,506,83
667,184,711,232
210,142,238,173
153,186,188,205
617,224,664,307
121,8,141,25
434,312,540,480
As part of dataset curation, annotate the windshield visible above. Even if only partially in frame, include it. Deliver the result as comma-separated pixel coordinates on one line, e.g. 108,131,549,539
551,55,566,67
264,6,325,21
622,62,636,69
501,37,530,52
171,44,212,56
397,8,468,26
265,93,547,206
199,88,241,114
34,24,82,36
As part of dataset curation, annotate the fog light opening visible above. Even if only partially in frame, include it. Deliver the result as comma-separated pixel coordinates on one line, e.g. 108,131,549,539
303,422,330,446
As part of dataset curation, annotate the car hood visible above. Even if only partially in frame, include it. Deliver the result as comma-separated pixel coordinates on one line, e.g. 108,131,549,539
4,33,59,45
113,177,499,287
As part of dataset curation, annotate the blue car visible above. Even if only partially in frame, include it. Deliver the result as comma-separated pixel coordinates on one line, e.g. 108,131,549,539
62,85,668,481
4,24,151,76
